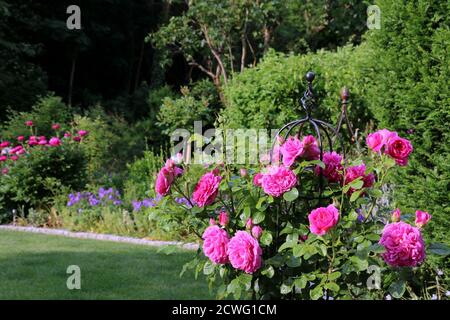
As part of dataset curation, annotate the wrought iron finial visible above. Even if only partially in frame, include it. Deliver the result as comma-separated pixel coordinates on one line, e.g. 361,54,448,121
300,71,317,117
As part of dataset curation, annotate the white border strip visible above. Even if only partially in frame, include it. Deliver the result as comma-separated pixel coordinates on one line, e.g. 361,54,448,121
0,225,199,251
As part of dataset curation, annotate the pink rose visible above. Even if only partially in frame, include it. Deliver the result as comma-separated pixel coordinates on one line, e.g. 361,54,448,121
155,166,174,196
17,136,25,142
240,168,247,177
38,138,47,145
209,218,216,225
251,226,263,240
78,130,89,137
25,120,33,126
344,164,375,195
308,204,340,236
52,123,61,130
1,167,8,175
301,135,320,160
261,166,297,197
48,137,61,147
192,171,222,207
202,225,229,264
415,210,431,228
280,136,304,167
9,146,23,155
219,210,229,226
0,141,10,148
379,221,425,267
253,173,263,187
28,136,38,146
386,136,413,166
73,136,81,142
0,156,7,162
392,208,401,222
10,155,18,161
64,132,71,138
314,151,343,183
245,218,253,230
227,231,262,274
366,129,397,153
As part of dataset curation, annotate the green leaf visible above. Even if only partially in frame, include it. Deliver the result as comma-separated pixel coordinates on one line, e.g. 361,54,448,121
328,271,341,281
261,265,275,278
318,244,327,257
293,244,305,257
243,206,251,219
294,277,307,289
325,282,340,292
255,197,267,210
203,261,215,275
252,210,265,224
260,231,273,246
349,178,364,190
285,255,302,268
238,274,252,288
350,256,369,271
280,283,293,295
350,189,363,202
278,240,296,252
428,243,450,256
369,243,385,253
389,280,406,299
310,285,323,300
283,188,299,202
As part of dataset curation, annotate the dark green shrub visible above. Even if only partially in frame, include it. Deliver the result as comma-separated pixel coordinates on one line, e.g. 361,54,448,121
0,143,88,219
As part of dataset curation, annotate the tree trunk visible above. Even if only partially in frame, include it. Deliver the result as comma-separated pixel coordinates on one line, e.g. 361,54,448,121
68,56,76,107
263,25,271,53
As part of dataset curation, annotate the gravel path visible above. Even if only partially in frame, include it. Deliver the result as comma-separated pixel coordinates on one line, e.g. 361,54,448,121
0,225,199,250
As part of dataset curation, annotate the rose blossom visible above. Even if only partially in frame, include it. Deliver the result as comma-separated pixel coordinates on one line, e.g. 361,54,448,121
64,132,71,138
314,151,343,183
10,155,18,161
78,130,89,137
366,129,397,152
280,136,304,166
301,135,320,160
245,218,253,230
379,221,425,267
17,136,25,142
192,171,222,207
415,210,431,228
209,218,216,225
253,173,263,187
219,210,229,226
261,166,297,197
386,136,413,166
0,141,10,148
0,155,7,162
227,231,262,274
251,226,263,239
155,160,183,196
52,123,61,130
308,204,340,236
392,208,401,222
202,225,229,264
25,120,33,126
48,137,61,147
1,167,8,175
28,136,38,146
240,168,247,177
344,164,375,195
73,136,81,142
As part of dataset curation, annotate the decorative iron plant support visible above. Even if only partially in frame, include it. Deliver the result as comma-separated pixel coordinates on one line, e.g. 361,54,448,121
270,71,346,202
336,87,356,143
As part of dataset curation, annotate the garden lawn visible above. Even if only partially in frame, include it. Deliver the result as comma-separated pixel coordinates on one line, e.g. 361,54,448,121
0,230,213,299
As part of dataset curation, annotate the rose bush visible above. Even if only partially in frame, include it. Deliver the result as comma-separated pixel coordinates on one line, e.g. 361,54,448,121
154,130,449,300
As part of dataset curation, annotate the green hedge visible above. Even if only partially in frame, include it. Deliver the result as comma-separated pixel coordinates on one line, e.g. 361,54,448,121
221,0,449,244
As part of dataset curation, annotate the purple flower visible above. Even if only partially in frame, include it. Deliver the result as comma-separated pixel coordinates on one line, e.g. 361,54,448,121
89,195,100,206
132,201,143,212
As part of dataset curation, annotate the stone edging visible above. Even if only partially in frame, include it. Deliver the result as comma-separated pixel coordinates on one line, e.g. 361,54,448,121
0,225,199,251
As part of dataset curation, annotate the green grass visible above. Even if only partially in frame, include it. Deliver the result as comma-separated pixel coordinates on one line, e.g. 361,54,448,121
0,230,213,300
